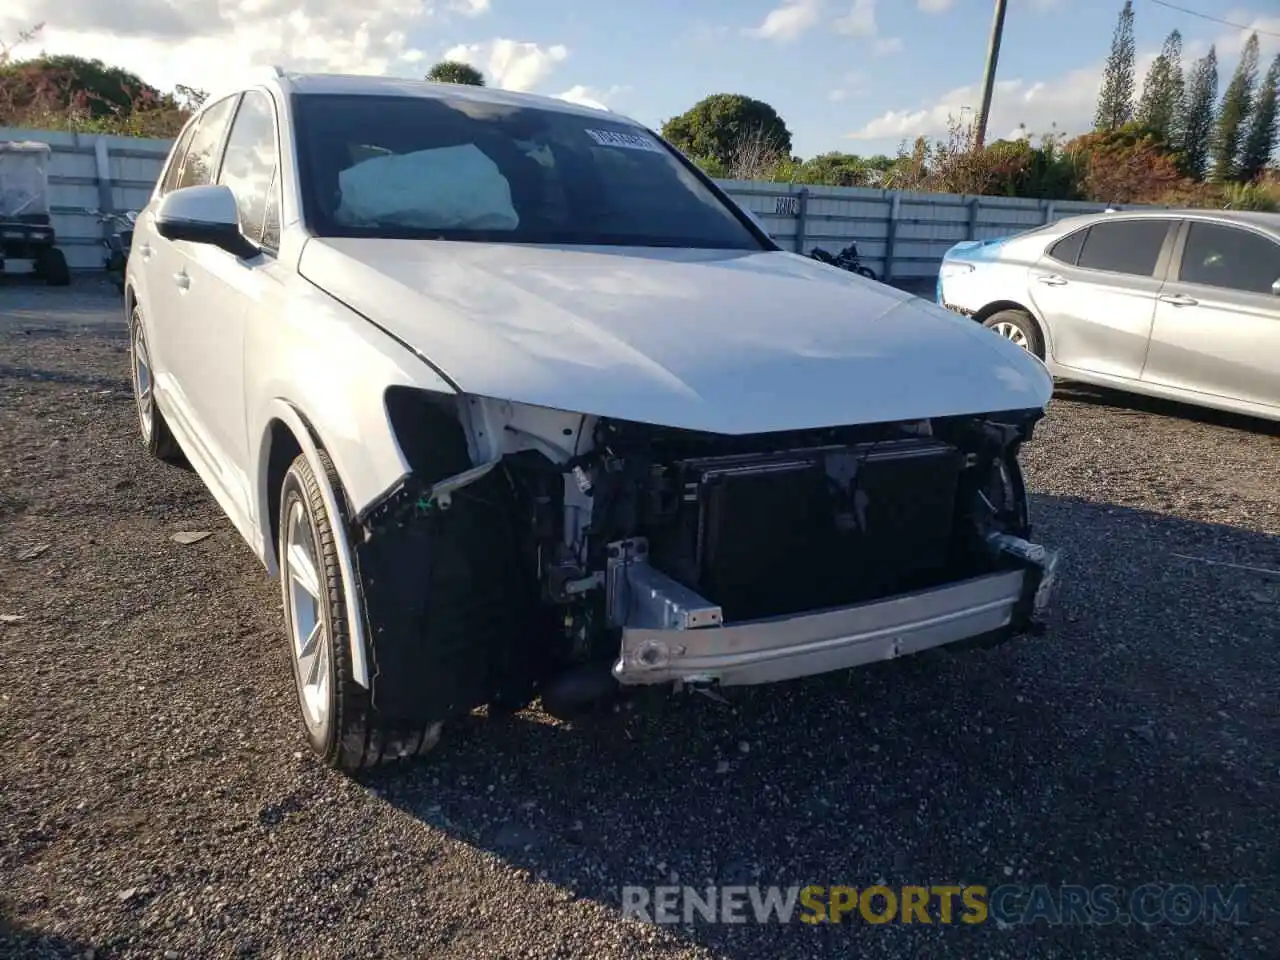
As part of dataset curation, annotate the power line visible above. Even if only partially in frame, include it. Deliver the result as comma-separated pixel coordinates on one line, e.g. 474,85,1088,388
1147,0,1280,40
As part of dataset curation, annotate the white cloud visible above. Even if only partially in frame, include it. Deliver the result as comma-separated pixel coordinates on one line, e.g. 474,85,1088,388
442,38,569,92
744,0,822,42
555,83,629,110
448,0,490,15
861,7,1272,149
832,0,901,52
826,70,866,103
1214,11,1280,59
843,50,1175,145
0,0,478,95
918,0,953,12
829,0,901,52
833,0,876,37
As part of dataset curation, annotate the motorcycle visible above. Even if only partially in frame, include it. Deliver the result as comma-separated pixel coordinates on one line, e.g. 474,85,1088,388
87,209,138,294
809,241,878,281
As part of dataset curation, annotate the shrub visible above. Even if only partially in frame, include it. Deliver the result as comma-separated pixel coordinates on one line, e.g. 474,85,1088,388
1063,123,1190,204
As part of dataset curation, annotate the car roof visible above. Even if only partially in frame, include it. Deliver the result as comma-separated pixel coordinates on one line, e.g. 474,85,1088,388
1053,207,1280,235
268,71,632,124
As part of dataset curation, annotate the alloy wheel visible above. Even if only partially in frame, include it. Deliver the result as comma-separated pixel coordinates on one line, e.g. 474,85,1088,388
130,321,154,441
990,321,1030,350
284,499,331,736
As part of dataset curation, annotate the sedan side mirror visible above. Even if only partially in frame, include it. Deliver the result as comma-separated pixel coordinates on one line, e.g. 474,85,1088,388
155,184,258,260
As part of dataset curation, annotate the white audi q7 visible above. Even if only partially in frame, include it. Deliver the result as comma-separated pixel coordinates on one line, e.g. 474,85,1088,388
126,70,1059,772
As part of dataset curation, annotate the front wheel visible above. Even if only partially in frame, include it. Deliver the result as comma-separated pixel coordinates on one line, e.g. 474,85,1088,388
855,265,877,281
278,450,443,771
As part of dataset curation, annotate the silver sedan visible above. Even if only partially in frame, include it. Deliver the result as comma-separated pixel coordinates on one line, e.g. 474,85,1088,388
937,209,1280,422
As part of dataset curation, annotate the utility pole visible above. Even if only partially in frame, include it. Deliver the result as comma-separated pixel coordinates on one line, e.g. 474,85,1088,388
973,0,1009,150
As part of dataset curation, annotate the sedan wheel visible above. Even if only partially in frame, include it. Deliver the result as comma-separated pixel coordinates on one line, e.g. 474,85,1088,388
990,320,1029,349
981,308,1043,359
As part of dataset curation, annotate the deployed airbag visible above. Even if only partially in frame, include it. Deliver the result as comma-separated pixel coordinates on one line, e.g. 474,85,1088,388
334,144,519,231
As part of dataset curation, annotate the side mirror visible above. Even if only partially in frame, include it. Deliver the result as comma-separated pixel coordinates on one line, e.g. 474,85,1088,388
155,184,258,260
1272,278,1280,297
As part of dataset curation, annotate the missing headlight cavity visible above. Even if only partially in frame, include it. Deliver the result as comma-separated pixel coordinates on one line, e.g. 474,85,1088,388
355,392,1047,725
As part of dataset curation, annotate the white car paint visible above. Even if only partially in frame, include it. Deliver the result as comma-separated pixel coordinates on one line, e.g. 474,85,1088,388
300,238,1053,442
126,72,1055,701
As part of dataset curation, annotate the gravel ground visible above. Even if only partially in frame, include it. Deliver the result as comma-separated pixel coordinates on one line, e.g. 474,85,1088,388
2,278,1278,959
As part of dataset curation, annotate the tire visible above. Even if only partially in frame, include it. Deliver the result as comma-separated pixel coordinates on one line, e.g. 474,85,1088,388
37,246,71,286
279,450,443,772
855,265,877,281
128,306,184,464
981,308,1043,359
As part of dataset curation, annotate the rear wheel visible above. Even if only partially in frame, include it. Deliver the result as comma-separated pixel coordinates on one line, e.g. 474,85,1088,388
982,308,1043,359
129,307,184,463
279,450,443,771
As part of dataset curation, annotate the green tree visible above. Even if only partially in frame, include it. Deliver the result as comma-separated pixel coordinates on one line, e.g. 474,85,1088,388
661,94,792,171
1180,46,1218,180
1095,0,1136,132
797,152,871,187
1239,54,1280,182
426,60,485,86
0,53,161,120
1136,30,1184,145
1211,32,1259,182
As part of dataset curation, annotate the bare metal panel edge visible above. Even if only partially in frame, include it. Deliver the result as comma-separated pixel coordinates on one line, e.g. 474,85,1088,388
612,570,1026,687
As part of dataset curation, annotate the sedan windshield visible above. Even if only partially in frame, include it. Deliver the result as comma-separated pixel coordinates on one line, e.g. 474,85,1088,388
291,93,765,250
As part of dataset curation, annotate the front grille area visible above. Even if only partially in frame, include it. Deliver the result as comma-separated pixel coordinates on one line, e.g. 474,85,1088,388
645,438,964,622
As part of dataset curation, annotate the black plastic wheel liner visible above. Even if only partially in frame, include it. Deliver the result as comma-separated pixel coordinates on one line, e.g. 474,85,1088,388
353,388,544,725
354,469,540,725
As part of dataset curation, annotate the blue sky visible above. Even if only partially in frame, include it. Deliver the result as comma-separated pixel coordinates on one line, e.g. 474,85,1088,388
7,0,1279,157
447,0,1280,156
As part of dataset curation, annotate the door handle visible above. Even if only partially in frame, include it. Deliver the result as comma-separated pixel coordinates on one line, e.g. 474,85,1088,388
137,242,153,262
1036,274,1068,286
174,271,190,291
1158,293,1198,306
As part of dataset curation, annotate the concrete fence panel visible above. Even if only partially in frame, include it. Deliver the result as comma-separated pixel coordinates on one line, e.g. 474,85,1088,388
1,126,1153,277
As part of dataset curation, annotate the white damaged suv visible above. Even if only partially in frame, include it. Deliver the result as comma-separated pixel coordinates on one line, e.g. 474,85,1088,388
126,71,1059,771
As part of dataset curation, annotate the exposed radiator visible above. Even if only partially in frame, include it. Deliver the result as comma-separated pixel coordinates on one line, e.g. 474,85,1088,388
646,438,964,622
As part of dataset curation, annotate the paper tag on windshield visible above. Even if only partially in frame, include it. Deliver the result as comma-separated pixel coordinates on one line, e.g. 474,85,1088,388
585,129,663,152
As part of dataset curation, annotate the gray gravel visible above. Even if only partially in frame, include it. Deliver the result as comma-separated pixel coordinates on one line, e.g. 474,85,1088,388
2,278,1278,959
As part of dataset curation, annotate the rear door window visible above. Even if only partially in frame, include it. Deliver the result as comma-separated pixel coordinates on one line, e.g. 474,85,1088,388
1048,228,1086,265
1178,222,1280,295
1076,219,1173,277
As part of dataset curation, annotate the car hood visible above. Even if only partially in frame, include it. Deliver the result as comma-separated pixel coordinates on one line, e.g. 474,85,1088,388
298,239,1052,434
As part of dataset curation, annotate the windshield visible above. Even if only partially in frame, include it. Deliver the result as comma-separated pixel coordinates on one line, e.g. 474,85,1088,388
291,93,765,250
